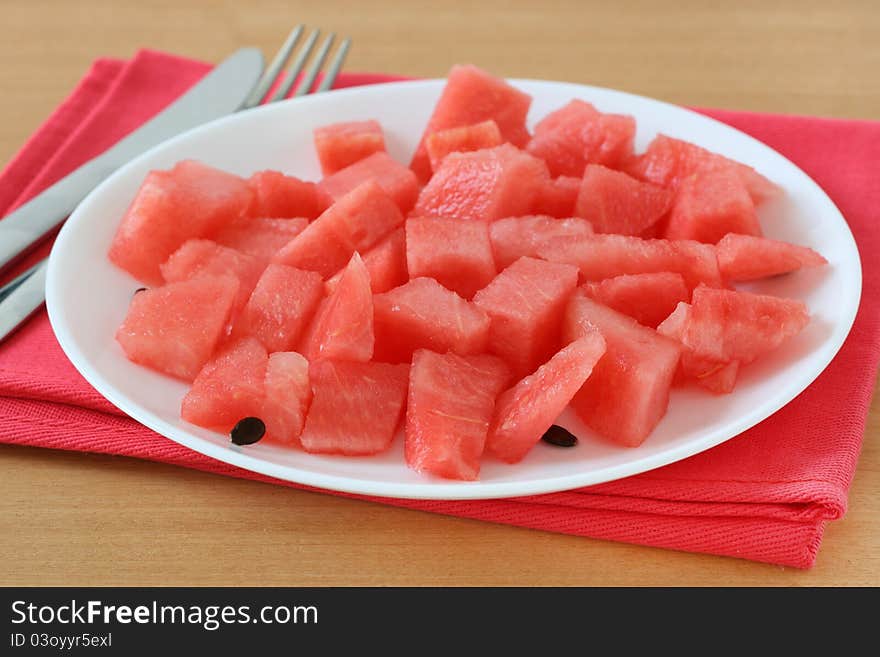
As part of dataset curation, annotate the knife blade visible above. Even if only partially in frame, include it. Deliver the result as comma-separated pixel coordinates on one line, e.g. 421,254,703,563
0,47,265,273
0,261,47,343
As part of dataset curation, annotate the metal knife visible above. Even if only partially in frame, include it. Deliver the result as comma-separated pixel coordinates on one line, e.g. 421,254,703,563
0,48,264,343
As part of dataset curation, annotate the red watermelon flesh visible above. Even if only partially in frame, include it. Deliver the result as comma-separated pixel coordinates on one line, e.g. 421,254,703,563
273,180,404,278
233,264,324,353
532,175,580,218
247,170,330,219
314,119,386,176
300,360,409,455
537,233,722,290
665,168,762,244
656,301,739,393
373,277,491,363
318,151,419,214
473,256,579,378
425,119,503,171
563,291,681,447
301,253,374,362
405,217,497,299
682,286,810,366
405,350,511,481
583,272,690,329
410,64,532,182
262,351,312,444
716,233,827,281
108,161,253,285
180,337,267,431
211,216,308,264
159,239,264,314
489,215,593,270
487,331,606,464
575,164,673,236
525,100,635,177
325,227,408,294
628,134,780,204
412,144,550,223
116,275,238,381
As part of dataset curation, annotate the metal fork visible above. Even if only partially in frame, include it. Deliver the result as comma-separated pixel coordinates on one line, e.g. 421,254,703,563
0,26,352,344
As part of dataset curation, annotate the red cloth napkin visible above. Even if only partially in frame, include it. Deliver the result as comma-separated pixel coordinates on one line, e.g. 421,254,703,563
1,50,877,569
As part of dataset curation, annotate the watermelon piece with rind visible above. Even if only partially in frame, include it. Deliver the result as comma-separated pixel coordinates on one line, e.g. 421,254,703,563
116,275,239,381
405,217,497,299
563,291,681,447
300,360,410,455
410,64,532,182
487,331,607,464
405,350,511,481
473,256,579,378
716,233,827,281
372,277,491,363
314,120,386,175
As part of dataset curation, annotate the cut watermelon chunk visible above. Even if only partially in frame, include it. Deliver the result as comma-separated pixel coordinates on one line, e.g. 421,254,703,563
246,170,330,219
473,256,579,377
314,120,386,175
665,168,762,244
410,64,532,182
487,332,606,463
325,227,408,294
405,217,496,299
373,277,491,363
532,175,580,218
412,144,550,222
656,301,729,391
108,161,253,285
489,215,593,270
273,180,404,278
159,239,264,313
318,151,419,214
180,337,267,431
575,164,672,236
525,100,636,177
716,233,827,281
117,275,239,381
537,233,723,290
678,286,810,366
583,272,690,329
301,253,374,362
211,216,308,263
300,360,409,455
627,134,780,203
564,291,681,446
425,119,503,171
262,351,312,444
405,350,511,480
233,264,324,353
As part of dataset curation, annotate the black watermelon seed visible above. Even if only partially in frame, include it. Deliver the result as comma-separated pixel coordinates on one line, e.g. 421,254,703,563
230,417,266,446
133,287,147,296
541,425,578,447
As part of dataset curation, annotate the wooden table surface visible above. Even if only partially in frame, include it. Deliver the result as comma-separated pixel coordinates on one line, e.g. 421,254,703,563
1,0,877,586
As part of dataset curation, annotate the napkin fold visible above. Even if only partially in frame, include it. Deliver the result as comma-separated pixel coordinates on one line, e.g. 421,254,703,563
1,50,877,569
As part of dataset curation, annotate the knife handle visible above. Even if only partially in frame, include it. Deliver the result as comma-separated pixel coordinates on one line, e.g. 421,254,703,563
0,157,112,273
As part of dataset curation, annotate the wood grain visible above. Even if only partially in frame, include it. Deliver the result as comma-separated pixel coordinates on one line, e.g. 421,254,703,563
0,0,878,586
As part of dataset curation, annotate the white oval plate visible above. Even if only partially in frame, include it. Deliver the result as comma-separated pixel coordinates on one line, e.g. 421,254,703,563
46,78,861,500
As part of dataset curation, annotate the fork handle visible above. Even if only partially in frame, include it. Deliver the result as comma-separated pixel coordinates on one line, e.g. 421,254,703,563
0,157,114,273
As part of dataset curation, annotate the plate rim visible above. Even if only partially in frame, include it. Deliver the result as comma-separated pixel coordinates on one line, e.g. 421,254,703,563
45,76,863,500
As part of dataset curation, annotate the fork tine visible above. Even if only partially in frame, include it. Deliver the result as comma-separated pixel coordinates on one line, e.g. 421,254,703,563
240,25,304,109
315,37,351,92
293,33,336,97
267,28,321,103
